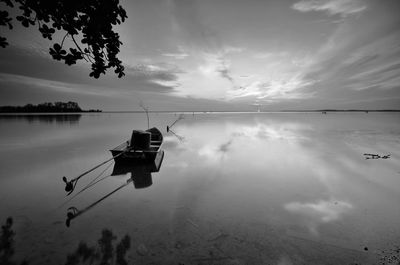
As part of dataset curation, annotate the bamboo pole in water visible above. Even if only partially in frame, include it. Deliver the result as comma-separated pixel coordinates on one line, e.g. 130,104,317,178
63,146,132,191
71,149,130,182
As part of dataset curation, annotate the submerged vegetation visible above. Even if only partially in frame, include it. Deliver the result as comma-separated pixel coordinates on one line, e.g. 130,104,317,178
65,229,131,265
0,217,27,265
1,217,130,265
0,102,101,113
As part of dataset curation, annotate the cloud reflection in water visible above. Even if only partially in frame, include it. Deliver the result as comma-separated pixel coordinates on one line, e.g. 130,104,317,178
284,199,353,235
159,113,399,253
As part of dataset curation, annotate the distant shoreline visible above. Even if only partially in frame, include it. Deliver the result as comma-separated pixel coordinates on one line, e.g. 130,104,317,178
1,109,398,114
0,101,102,113
0,111,100,114
0,110,102,114
99,109,400,113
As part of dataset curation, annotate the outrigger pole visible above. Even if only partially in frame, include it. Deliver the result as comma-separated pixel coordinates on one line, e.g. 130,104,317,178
167,114,184,132
66,178,133,227
62,147,132,195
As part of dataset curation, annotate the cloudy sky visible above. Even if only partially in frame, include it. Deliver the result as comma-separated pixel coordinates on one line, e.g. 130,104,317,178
1,0,399,111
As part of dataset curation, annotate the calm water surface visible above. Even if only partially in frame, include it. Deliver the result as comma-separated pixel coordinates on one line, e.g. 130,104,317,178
0,113,399,264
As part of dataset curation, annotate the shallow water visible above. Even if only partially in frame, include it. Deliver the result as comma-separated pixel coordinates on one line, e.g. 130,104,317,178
0,112,399,264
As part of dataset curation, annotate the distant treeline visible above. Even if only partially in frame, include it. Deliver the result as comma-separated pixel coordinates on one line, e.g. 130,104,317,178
0,101,102,113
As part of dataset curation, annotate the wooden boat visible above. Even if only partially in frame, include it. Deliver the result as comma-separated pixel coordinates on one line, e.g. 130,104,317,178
110,127,163,163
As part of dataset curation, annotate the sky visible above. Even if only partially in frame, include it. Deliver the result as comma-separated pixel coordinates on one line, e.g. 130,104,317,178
0,0,399,111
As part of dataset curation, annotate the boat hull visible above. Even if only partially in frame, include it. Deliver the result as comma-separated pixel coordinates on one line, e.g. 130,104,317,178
110,148,162,163
111,150,164,175
110,127,163,163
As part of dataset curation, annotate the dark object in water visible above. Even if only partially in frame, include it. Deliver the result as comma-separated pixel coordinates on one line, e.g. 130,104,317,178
363,153,390,160
62,153,120,195
111,150,164,189
110,127,163,163
63,176,74,192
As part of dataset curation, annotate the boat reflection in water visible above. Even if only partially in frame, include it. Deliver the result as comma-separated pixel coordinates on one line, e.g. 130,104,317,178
66,150,164,227
111,150,164,188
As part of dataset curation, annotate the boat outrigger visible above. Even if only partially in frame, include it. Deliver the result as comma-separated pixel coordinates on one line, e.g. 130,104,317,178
65,152,165,227
110,127,164,163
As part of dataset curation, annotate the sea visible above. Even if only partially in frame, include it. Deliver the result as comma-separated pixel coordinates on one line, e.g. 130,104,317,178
0,112,399,264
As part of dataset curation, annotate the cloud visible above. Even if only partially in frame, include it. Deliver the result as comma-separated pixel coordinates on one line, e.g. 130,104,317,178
162,52,189,60
198,52,236,86
0,73,117,97
292,0,367,17
347,62,400,90
126,63,183,81
223,46,244,54
228,74,316,102
301,28,400,96
123,62,186,90
162,45,190,60
212,46,246,86
216,62,234,85
253,51,288,59
169,0,220,51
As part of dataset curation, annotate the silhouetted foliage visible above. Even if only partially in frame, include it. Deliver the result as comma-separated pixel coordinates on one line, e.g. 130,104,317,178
0,217,28,265
98,229,116,265
1,218,131,265
65,242,97,265
115,235,130,265
64,229,130,265
0,217,15,264
0,0,127,78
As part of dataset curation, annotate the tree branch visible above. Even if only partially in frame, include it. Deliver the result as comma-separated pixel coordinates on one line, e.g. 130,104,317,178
71,34,92,63
60,32,68,47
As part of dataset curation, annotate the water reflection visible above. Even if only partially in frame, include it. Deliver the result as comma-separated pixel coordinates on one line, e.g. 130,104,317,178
1,113,399,264
284,199,353,235
111,150,164,189
168,128,185,142
66,151,164,227
161,114,400,257
0,114,81,124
